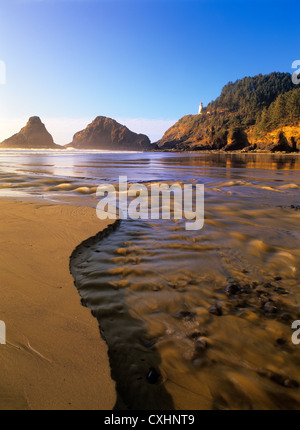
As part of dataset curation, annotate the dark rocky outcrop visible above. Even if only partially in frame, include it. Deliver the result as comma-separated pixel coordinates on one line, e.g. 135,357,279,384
290,136,299,152
265,131,293,153
66,116,152,151
0,117,61,149
224,128,250,151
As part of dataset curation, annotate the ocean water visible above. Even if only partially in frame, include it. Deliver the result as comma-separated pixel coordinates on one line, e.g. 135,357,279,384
2,149,300,410
1,149,299,200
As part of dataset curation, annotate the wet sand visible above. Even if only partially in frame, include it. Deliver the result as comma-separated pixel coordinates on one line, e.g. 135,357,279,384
70,180,300,410
0,199,116,410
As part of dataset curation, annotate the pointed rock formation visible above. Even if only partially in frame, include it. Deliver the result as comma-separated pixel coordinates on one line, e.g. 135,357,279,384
0,117,61,149
66,116,152,151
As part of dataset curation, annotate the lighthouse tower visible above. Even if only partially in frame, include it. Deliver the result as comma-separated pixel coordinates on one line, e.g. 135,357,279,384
198,102,203,115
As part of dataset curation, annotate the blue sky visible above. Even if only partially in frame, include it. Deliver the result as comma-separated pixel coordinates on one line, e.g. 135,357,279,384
0,0,298,144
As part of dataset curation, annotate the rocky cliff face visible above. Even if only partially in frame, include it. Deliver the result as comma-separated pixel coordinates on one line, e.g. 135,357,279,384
157,117,300,153
157,73,300,153
156,113,229,151
245,126,300,153
0,117,60,149
66,116,152,151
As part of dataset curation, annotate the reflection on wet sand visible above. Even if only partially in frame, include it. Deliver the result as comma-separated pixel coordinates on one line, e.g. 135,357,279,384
0,152,300,201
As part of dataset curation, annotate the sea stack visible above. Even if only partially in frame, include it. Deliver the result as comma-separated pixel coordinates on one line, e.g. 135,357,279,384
0,117,61,149
66,116,152,151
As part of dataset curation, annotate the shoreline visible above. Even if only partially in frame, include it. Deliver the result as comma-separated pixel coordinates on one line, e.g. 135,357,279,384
153,149,300,154
0,148,299,155
0,199,116,410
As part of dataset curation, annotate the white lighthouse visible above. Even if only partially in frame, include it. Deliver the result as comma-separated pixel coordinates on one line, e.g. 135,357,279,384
198,102,203,115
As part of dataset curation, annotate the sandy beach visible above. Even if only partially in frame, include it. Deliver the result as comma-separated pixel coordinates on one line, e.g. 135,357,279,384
0,199,116,410
0,151,299,410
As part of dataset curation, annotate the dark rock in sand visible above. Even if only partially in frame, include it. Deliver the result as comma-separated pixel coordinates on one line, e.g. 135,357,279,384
188,330,208,340
255,287,269,297
194,338,208,351
274,286,288,295
146,368,160,384
259,294,272,307
263,282,275,289
192,338,208,360
225,283,241,296
263,301,278,313
209,304,223,316
259,370,299,389
173,311,196,321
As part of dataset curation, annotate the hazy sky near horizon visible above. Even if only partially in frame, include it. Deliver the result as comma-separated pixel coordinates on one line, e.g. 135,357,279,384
0,0,298,144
